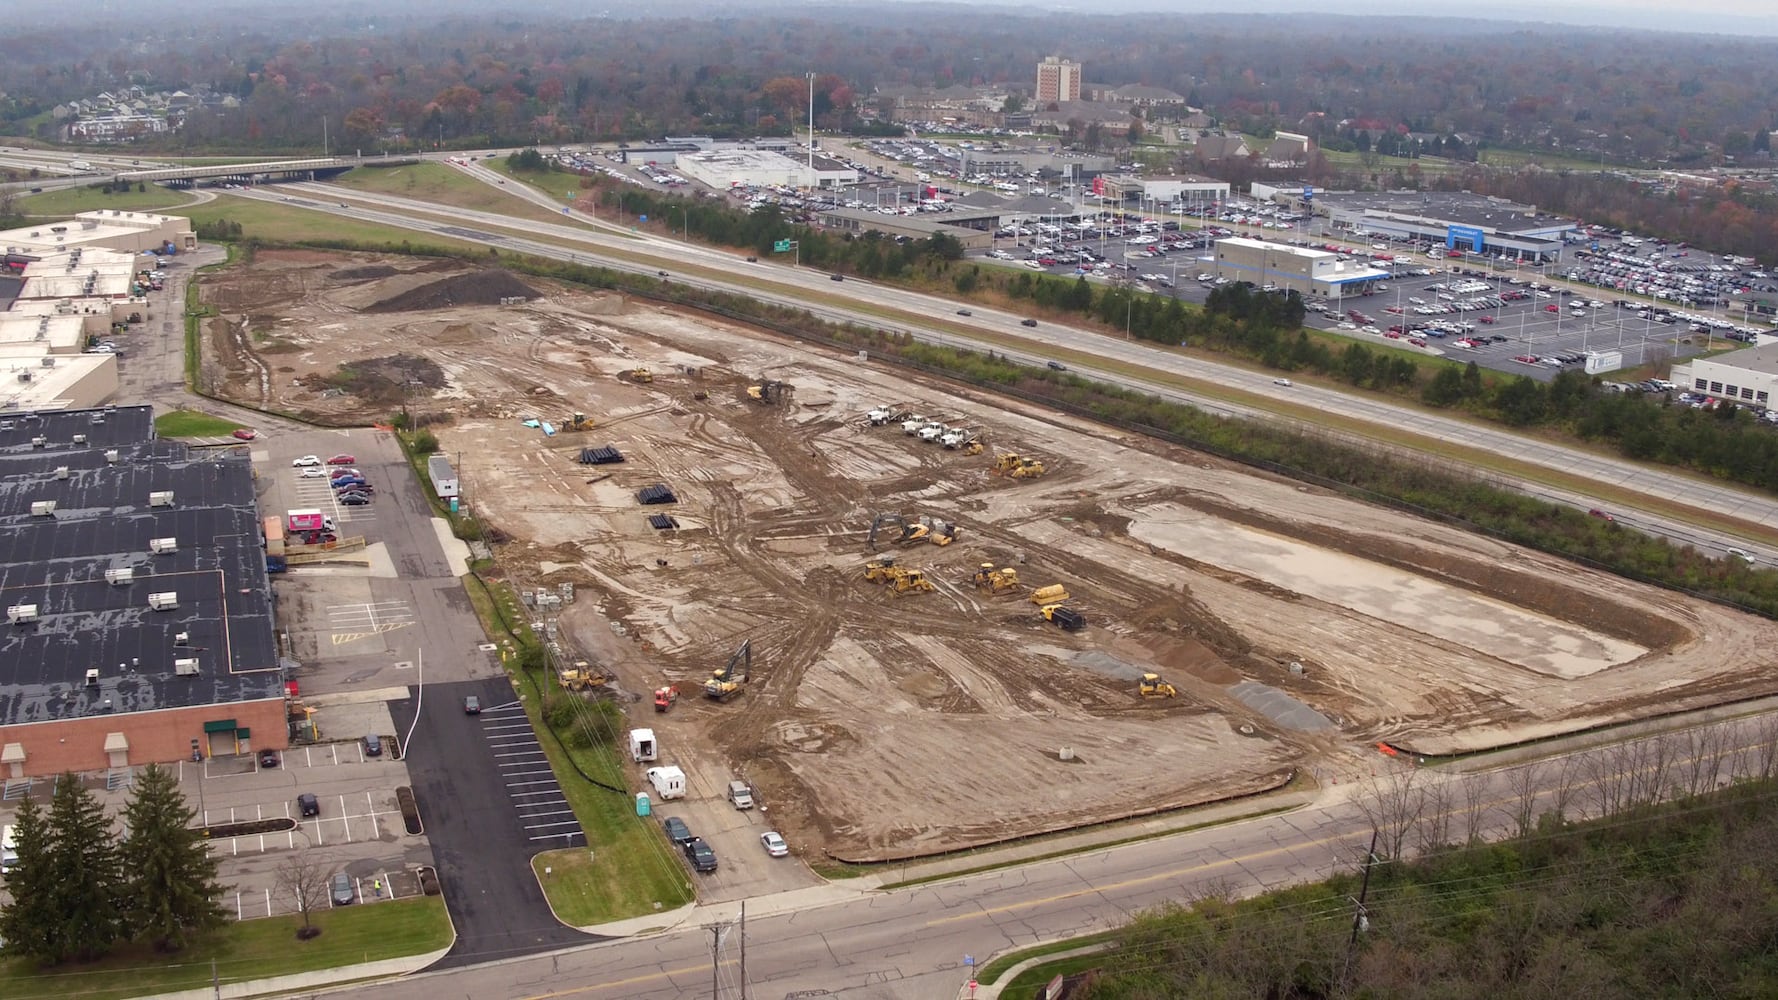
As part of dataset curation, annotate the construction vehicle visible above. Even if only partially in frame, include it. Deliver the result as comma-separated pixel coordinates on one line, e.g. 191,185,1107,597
1041,604,1085,631
960,440,984,456
558,660,611,691
747,379,787,403
1011,457,1046,479
901,413,928,435
940,428,974,449
891,568,936,595
1138,673,1177,699
704,640,752,702
562,412,595,431
630,367,654,383
972,563,1021,594
992,452,1025,474
1030,583,1071,606
654,685,680,712
867,405,908,426
926,518,958,546
865,556,901,583
917,422,948,443
868,513,912,550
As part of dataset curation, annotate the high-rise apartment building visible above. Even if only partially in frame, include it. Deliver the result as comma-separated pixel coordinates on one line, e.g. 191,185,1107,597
1035,56,1082,104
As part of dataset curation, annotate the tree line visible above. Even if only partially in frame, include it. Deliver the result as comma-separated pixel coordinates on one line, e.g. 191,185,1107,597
0,765,225,964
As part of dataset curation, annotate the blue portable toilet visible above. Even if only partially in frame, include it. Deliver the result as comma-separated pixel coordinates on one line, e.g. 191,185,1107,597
635,792,652,817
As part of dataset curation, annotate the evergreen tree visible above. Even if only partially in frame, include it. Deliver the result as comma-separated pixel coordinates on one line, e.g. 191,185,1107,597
45,772,124,962
121,764,227,951
0,794,57,961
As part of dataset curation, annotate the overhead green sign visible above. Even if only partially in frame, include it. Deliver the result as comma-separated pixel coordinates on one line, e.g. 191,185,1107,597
773,239,792,253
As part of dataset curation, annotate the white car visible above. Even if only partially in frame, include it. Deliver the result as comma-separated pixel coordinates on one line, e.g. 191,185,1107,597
1272,378,1293,387
300,467,326,479
760,831,789,857
292,455,322,467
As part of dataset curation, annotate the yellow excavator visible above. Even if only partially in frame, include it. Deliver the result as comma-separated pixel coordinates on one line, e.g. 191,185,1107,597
972,563,1021,594
705,640,751,702
1139,673,1177,699
563,412,595,431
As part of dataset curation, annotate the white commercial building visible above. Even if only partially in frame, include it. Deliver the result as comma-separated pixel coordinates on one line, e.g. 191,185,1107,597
1670,343,1778,409
0,210,196,256
675,148,856,191
1212,237,1389,300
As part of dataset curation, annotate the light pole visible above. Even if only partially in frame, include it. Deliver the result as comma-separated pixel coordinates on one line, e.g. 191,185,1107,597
672,206,688,242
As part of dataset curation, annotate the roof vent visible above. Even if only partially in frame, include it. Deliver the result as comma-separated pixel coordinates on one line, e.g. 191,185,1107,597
104,449,120,463
72,433,87,444
85,667,100,687
90,412,105,425
8,604,40,625
41,357,55,368
105,567,134,586
173,657,200,677
30,500,57,516
30,436,47,449
147,591,178,611
53,466,69,479
149,537,177,554
174,631,190,646
148,490,174,507
18,372,33,384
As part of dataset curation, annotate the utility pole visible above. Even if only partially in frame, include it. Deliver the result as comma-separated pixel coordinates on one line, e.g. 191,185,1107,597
1340,829,1380,992
739,901,746,1000
710,922,721,1000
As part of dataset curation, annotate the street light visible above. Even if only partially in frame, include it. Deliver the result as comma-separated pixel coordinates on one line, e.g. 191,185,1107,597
672,205,688,242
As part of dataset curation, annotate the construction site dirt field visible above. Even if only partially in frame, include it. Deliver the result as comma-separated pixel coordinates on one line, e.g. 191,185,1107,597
199,250,1778,860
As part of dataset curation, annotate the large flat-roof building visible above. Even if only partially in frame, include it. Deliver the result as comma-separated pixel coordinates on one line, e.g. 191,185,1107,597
675,148,857,191
0,210,195,256
817,208,994,250
1212,237,1389,300
1309,191,1574,263
0,405,283,778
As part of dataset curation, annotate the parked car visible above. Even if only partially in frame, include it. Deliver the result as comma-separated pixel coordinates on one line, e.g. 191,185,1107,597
300,467,326,479
292,455,322,467
760,831,789,857
298,792,320,817
363,734,383,757
259,750,280,768
339,493,372,506
232,428,257,440
463,695,481,715
325,454,356,465
662,816,695,846
330,872,355,906
683,837,718,873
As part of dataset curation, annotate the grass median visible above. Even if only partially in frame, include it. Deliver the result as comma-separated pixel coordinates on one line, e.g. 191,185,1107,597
333,160,570,226
0,896,450,1000
153,408,244,438
20,184,198,216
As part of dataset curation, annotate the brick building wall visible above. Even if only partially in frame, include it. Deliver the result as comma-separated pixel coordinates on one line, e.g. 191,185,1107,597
0,698,287,778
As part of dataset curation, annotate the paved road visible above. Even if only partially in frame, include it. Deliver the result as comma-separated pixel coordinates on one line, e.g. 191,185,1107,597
330,713,1778,1000
241,180,1778,563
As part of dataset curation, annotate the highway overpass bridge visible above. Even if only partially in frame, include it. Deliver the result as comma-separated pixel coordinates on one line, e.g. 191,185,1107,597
115,155,419,186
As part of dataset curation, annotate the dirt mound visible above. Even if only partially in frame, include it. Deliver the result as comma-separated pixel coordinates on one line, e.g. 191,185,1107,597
331,265,400,281
363,270,541,313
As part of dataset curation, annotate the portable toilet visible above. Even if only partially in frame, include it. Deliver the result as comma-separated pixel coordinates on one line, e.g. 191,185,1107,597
635,792,652,817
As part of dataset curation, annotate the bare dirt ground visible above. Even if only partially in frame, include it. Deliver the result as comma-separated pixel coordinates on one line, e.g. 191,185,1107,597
197,250,1778,860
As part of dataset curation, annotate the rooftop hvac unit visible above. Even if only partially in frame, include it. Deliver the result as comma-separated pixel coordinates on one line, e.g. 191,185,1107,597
89,412,104,425
85,668,100,687
19,372,34,383
0,419,12,430
30,500,57,516
53,466,69,479
148,490,173,507
104,449,120,463
105,567,134,586
173,657,200,677
149,537,177,554
7,604,39,625
147,591,178,611
72,433,86,444
174,631,190,646
30,436,46,448
40,357,55,368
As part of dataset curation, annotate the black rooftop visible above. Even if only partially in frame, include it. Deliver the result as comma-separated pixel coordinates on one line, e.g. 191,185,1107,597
0,405,281,727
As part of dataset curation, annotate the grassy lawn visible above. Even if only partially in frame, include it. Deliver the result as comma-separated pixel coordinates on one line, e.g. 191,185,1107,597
333,161,569,226
0,896,450,1000
1002,950,1112,995
154,409,244,438
978,934,1116,985
174,196,490,254
20,184,197,215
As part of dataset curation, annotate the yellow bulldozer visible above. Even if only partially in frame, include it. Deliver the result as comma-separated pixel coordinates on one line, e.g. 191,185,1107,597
1010,458,1046,479
1029,583,1071,606
630,367,654,383
1139,673,1178,699
992,452,1025,474
559,660,611,691
865,556,900,583
992,452,1047,479
562,412,595,431
891,568,936,595
972,563,1021,594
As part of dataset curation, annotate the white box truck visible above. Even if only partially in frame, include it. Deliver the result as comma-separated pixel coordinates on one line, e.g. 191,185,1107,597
645,765,686,800
628,728,658,763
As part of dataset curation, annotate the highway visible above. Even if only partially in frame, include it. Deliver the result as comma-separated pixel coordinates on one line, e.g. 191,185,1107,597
231,175,1778,565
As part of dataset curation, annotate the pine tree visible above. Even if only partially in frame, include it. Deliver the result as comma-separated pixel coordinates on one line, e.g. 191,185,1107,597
45,772,124,962
0,793,57,961
120,763,226,951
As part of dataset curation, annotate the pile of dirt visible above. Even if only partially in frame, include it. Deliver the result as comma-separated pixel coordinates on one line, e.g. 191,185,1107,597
363,270,541,313
299,353,448,408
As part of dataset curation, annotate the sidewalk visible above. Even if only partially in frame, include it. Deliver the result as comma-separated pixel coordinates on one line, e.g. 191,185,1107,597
142,942,453,1000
